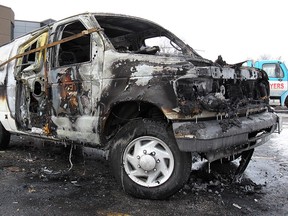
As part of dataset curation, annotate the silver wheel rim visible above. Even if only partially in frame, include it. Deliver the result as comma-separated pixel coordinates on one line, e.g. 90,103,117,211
123,136,175,187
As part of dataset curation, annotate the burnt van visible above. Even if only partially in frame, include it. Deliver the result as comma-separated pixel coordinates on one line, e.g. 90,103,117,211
0,12,281,199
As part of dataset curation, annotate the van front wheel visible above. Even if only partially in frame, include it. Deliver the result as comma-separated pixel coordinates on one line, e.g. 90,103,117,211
109,119,191,200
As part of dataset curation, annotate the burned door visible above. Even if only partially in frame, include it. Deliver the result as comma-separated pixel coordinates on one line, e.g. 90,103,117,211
15,30,48,132
48,19,102,144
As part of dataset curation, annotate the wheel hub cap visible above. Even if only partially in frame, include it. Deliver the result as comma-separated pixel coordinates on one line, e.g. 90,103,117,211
123,136,175,187
139,154,156,171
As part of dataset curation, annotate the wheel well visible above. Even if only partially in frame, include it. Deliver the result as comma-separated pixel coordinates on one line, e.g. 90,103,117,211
284,95,288,107
103,101,167,142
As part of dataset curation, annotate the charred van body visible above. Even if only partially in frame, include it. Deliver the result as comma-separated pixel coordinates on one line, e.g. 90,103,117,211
0,13,280,199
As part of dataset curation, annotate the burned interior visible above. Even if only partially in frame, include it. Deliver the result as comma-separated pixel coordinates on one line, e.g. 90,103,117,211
56,21,91,67
95,15,185,56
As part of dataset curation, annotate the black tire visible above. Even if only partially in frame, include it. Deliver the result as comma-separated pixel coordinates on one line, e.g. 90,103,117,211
109,119,191,200
285,97,288,108
0,123,11,150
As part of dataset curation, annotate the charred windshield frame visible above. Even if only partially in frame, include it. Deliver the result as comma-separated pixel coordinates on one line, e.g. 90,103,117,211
94,14,203,58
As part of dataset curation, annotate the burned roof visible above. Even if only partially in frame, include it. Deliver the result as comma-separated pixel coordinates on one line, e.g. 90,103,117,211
93,13,167,42
94,13,163,35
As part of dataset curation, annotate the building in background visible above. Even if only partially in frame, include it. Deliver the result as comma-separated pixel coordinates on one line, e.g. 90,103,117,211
14,19,55,38
0,5,14,46
0,4,55,46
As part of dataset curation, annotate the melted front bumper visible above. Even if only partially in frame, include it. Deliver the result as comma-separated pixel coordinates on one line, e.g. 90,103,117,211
172,111,280,157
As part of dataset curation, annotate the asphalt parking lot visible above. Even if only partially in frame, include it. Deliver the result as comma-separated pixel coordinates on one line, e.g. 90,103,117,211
0,110,287,216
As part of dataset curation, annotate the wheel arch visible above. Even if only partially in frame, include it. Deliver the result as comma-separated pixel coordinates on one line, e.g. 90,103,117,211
280,91,288,107
102,100,168,144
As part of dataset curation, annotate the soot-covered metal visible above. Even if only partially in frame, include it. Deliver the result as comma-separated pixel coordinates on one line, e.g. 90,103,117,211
0,12,281,200
0,13,277,149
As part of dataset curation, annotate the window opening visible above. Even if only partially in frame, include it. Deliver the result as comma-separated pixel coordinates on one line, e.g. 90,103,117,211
58,21,91,66
263,63,284,78
16,31,48,76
